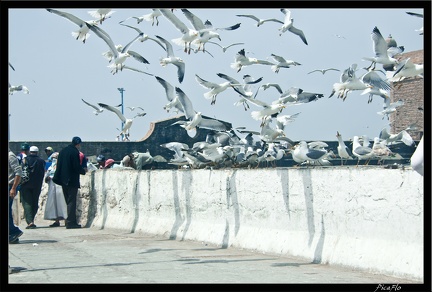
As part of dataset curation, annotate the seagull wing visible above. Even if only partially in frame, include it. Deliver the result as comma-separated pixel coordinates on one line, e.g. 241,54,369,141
98,103,127,123
361,71,391,91
9,62,15,71
181,9,205,30
127,50,150,64
371,26,387,57
122,65,154,76
262,18,284,24
155,76,176,102
81,98,100,111
216,72,241,84
46,8,87,28
175,87,196,119
288,26,308,45
160,9,189,34
86,22,118,58
195,74,220,89
198,118,228,131
270,54,286,63
225,42,245,49
236,14,260,22
155,35,175,57
406,11,423,18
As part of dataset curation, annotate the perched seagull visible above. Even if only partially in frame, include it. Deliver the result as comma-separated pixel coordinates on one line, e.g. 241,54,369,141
207,41,244,53
181,9,241,53
86,22,147,74
336,131,352,165
88,9,115,24
172,87,227,132
307,68,340,75
352,135,375,166
296,141,328,166
8,84,30,95
46,8,101,44
363,26,402,70
230,49,275,72
372,137,394,164
155,76,184,113
195,74,244,105
406,11,423,35
278,9,308,45
386,58,424,83
159,9,199,54
379,127,415,146
268,53,301,73
155,35,186,83
377,99,404,120
98,102,141,139
81,98,105,115
118,23,166,51
235,14,283,27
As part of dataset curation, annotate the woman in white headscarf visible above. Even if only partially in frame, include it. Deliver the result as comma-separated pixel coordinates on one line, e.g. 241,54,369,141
43,152,68,227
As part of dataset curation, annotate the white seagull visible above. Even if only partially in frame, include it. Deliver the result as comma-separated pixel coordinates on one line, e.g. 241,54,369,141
307,68,340,75
218,73,263,109
195,74,244,105
88,9,115,24
46,8,101,44
81,98,105,115
86,22,147,73
386,58,424,83
207,41,245,53
268,53,301,73
278,9,308,45
155,35,186,83
155,76,184,113
230,49,275,72
336,131,352,165
236,14,283,27
118,23,166,51
159,9,199,54
8,84,30,95
98,102,143,139
379,127,414,146
181,9,241,53
352,135,375,166
173,87,228,132
377,99,404,120
363,26,401,70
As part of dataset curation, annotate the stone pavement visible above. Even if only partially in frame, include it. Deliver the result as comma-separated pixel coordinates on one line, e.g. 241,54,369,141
7,219,421,287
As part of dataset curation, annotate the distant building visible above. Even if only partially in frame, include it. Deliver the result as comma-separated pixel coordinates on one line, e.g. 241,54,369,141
390,49,424,140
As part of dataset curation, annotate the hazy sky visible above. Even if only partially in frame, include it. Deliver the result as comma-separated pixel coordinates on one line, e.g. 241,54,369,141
7,4,425,142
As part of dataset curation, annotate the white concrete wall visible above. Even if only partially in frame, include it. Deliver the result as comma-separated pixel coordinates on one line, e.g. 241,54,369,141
37,167,424,281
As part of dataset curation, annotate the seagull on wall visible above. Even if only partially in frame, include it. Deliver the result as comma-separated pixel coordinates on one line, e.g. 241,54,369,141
46,8,103,44
156,35,186,83
278,9,308,45
336,131,352,165
236,14,283,27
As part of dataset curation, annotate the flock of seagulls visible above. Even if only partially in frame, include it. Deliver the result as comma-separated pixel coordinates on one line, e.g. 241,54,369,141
10,8,423,168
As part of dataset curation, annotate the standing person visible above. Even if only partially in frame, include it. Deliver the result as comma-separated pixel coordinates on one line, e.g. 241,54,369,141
19,146,46,229
53,136,86,229
17,142,30,164
44,146,54,170
8,148,24,243
43,151,67,227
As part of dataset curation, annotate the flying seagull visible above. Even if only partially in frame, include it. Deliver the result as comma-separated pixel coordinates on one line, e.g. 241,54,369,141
81,98,105,115
118,23,166,51
87,9,115,24
278,9,308,45
207,41,245,53
86,22,148,73
268,53,301,73
231,48,275,72
155,76,184,113
236,14,283,27
46,8,102,43
98,102,143,139
155,35,186,83
159,8,199,54
307,68,340,75
363,26,402,70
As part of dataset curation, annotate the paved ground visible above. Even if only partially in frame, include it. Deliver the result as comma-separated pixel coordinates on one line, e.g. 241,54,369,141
8,219,421,286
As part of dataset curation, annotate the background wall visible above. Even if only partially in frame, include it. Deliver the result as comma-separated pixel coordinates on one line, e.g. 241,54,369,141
29,166,424,281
